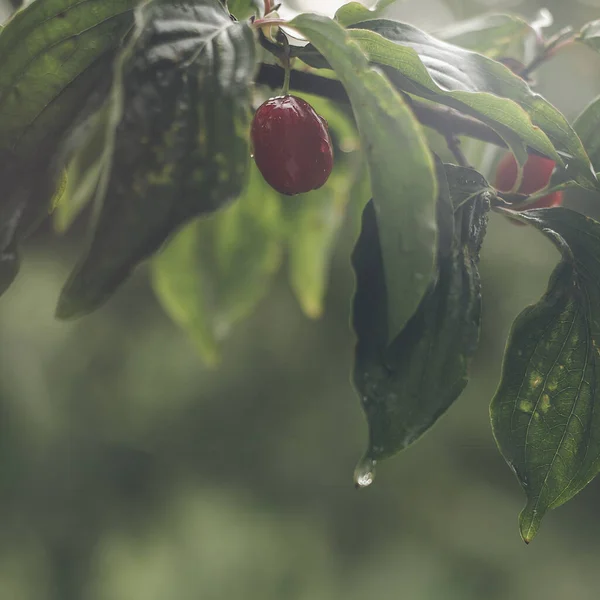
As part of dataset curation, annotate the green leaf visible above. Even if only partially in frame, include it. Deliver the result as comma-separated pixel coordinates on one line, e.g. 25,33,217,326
0,0,138,298
227,0,261,20
577,20,600,53
57,0,257,319
279,93,361,318
352,161,490,484
291,13,438,343
213,164,282,329
152,220,220,365
0,0,136,156
152,163,282,364
53,102,112,233
284,151,364,319
491,207,600,543
433,13,534,59
574,95,600,172
296,19,596,190
334,0,399,27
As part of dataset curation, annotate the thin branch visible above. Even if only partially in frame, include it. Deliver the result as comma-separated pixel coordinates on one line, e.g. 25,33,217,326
256,63,547,158
444,134,469,167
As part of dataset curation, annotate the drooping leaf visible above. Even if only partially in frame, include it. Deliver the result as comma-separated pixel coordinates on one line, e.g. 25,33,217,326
213,164,282,330
577,20,600,53
573,95,600,172
0,0,139,297
295,19,597,190
152,163,282,364
334,0,399,27
291,13,438,343
433,13,534,59
279,93,361,318
352,160,490,484
57,0,257,319
54,102,112,232
284,150,364,319
491,207,600,543
152,219,220,365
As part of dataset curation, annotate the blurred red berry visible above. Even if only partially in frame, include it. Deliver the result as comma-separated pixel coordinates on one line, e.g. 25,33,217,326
251,95,333,196
494,153,563,209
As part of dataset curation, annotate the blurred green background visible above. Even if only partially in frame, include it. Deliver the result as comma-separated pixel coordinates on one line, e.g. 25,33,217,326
3,0,600,599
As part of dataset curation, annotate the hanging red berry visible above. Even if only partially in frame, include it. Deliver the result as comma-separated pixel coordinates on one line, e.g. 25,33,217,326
494,153,563,209
251,95,334,196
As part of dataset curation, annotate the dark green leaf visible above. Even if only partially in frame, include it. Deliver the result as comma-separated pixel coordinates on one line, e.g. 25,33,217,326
352,160,490,485
577,20,600,53
491,207,600,542
433,13,534,59
574,95,600,172
57,0,257,319
291,14,438,343
0,0,136,156
0,0,138,297
152,163,282,364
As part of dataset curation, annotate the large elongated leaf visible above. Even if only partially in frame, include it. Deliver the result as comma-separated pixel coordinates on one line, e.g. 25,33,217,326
574,96,600,172
281,93,361,318
491,207,600,543
0,0,136,155
291,13,437,343
152,163,282,364
0,0,138,297
57,0,257,318
53,102,113,233
296,19,596,190
352,161,490,486
284,151,363,318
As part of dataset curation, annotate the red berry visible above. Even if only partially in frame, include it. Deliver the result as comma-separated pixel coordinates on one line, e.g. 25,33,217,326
494,153,563,209
251,95,334,196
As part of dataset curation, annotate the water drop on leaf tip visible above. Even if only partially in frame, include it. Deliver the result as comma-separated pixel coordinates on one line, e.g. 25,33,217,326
354,456,376,489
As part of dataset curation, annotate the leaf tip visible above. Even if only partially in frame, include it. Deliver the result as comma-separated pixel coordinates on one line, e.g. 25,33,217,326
519,502,543,545
299,297,323,320
353,454,376,489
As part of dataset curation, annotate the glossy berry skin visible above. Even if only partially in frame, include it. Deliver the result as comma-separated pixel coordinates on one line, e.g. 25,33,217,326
251,95,333,196
494,153,563,209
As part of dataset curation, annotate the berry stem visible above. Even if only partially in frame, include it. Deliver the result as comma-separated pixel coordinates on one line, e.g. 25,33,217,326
282,64,291,95
280,32,291,95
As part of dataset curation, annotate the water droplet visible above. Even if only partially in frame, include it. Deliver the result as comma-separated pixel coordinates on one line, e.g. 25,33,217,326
354,456,376,489
250,153,254,159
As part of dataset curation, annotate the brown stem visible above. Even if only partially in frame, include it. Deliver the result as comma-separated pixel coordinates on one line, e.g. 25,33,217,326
256,63,548,157
444,134,469,167
519,27,575,79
